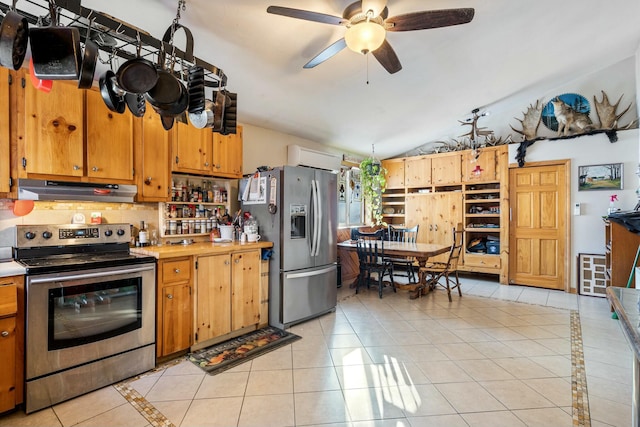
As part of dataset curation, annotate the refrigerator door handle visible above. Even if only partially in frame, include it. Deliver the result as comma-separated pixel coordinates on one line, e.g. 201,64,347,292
313,178,322,256
285,265,337,279
311,179,320,257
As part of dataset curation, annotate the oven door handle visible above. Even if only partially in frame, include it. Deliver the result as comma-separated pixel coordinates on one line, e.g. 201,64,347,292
27,265,155,284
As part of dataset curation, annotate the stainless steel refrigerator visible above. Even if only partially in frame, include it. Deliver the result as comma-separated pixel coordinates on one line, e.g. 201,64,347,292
241,166,337,329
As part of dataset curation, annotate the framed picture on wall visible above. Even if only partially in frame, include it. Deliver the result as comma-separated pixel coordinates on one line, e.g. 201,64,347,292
578,163,623,191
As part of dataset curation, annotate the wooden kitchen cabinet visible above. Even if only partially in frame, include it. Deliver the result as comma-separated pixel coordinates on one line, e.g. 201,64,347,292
135,110,171,201
23,77,84,177
85,89,134,181
462,146,499,182
0,68,10,194
381,158,404,189
157,257,192,358
195,249,261,347
172,121,213,175
605,220,640,288
431,152,462,185
212,126,243,178
0,275,23,414
404,155,431,188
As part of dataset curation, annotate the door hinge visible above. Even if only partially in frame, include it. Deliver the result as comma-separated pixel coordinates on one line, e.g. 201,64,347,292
21,157,26,169
8,177,12,188
194,332,198,342
132,168,135,176
7,73,11,85
195,261,198,270
175,156,179,164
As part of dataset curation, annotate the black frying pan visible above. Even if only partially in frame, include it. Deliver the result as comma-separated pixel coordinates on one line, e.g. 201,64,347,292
125,93,146,117
116,35,158,94
99,70,125,113
0,1,28,70
77,20,98,89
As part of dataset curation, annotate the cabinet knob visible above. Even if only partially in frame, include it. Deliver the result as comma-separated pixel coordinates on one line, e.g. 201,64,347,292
204,162,210,167
144,177,152,185
429,225,433,231
224,260,230,265
174,268,180,273
92,166,99,172
234,258,240,264
73,165,80,171
434,224,438,231
1,331,8,337
215,164,221,169
166,294,173,300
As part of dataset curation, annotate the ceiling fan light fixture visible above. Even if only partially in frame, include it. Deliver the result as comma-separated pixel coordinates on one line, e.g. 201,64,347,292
345,21,385,54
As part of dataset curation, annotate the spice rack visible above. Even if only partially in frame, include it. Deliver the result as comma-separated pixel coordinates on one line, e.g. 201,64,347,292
159,174,231,237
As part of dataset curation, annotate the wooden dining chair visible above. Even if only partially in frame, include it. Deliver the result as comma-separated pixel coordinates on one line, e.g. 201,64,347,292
419,225,464,301
355,238,395,298
385,224,419,283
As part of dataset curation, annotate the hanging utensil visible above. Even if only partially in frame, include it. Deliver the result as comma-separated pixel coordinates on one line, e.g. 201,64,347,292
116,32,158,94
77,17,98,89
0,0,29,70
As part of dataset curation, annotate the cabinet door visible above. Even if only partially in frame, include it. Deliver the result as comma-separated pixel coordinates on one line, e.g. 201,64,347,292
231,251,261,331
86,89,134,180
212,125,243,178
24,80,84,176
405,156,431,188
196,254,231,342
0,316,16,413
161,283,192,356
430,192,462,262
463,147,497,182
137,111,171,201
431,153,461,185
382,159,404,189
406,194,431,244
0,68,9,193
172,121,212,174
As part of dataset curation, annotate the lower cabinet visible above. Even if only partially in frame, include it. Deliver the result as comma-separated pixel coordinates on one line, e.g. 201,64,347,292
157,257,193,358
0,275,23,414
195,250,261,346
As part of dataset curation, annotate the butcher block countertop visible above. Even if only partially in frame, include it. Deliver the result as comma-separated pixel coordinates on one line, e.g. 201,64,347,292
130,241,273,259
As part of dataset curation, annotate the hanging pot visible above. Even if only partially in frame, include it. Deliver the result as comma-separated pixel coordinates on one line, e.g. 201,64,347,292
77,19,98,89
188,99,214,129
28,57,52,92
160,114,174,131
0,0,28,70
116,34,158,94
144,23,194,116
212,89,229,132
125,92,146,117
29,0,81,80
99,70,125,114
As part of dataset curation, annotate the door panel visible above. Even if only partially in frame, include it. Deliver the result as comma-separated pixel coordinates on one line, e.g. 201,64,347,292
313,170,337,267
281,265,337,326
281,167,314,271
509,163,568,290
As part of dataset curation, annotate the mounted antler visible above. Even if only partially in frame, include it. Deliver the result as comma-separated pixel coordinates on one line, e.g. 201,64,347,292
593,90,635,130
510,100,542,141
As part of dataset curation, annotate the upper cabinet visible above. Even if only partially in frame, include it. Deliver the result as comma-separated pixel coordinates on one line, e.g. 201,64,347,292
0,68,10,193
212,126,243,178
462,146,500,183
23,76,84,177
85,90,134,181
135,110,171,202
172,120,213,175
381,158,404,189
404,155,431,188
431,152,462,185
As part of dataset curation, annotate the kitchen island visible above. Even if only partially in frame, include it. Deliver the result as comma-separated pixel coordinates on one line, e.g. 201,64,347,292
131,240,274,359
606,286,640,427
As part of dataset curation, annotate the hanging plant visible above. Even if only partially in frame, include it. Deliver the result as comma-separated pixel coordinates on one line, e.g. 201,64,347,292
359,157,387,225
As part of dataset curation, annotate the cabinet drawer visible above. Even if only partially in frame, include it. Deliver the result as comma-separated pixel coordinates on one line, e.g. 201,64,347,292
161,258,192,284
0,284,17,317
464,253,501,269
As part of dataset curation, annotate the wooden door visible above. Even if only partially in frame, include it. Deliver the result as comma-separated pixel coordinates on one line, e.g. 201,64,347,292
231,251,260,331
431,152,461,185
161,283,192,356
173,121,212,174
196,254,231,342
86,89,133,180
509,162,569,290
212,125,243,178
137,111,171,201
382,158,404,189
24,80,84,176
0,68,9,193
405,156,431,188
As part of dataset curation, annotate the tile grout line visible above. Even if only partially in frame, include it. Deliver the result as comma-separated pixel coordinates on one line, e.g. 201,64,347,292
571,310,591,427
114,381,175,427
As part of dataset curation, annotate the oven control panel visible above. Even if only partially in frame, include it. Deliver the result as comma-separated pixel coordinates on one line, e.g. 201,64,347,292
16,224,131,248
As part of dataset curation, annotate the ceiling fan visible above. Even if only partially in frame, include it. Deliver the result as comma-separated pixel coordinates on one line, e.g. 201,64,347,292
267,0,475,74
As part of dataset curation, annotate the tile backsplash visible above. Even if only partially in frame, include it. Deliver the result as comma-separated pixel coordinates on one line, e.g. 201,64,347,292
0,200,159,247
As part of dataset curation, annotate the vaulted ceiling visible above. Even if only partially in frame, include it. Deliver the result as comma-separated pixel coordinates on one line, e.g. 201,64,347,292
79,0,640,158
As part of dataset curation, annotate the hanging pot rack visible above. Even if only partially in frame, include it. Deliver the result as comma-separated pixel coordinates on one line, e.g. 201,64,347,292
0,0,227,88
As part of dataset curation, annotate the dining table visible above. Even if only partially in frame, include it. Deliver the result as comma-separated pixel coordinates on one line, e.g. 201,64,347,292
337,239,450,298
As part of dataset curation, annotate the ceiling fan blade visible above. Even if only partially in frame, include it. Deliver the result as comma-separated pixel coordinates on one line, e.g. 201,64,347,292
372,39,402,74
303,38,347,69
267,6,347,25
386,8,475,32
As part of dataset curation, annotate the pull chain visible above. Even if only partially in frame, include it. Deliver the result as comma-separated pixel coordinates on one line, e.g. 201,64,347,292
366,53,370,85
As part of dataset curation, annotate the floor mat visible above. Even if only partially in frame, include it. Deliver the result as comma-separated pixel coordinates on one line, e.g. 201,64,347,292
187,326,301,375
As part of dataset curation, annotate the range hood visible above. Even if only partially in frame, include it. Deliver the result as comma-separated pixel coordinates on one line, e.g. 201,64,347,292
18,179,137,203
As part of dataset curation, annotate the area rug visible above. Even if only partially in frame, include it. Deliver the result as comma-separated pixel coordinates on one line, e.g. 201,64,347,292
188,326,301,375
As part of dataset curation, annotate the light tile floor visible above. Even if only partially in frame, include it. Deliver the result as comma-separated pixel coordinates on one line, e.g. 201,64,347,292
0,275,633,427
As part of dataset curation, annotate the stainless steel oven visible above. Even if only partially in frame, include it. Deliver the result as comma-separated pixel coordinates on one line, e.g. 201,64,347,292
15,224,156,413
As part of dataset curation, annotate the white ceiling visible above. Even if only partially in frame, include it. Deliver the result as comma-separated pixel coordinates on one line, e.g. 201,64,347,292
80,0,640,159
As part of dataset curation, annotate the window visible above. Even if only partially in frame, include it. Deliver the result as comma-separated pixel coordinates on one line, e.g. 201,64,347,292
338,168,364,226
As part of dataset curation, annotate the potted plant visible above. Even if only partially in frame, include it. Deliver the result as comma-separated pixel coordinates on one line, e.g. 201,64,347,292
359,157,387,225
